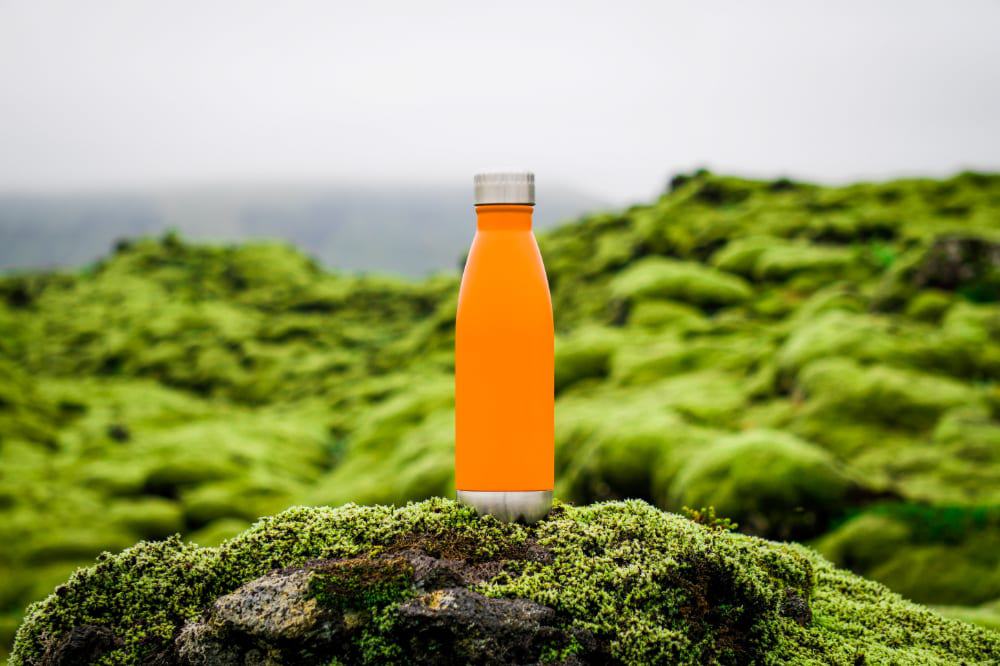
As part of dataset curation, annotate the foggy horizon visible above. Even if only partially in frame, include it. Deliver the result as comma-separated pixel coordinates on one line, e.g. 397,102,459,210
3,1,1000,204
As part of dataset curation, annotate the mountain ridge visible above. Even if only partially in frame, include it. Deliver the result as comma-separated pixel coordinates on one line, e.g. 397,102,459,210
0,183,607,276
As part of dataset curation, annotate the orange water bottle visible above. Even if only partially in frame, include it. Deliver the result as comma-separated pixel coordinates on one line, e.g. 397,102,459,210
455,171,554,522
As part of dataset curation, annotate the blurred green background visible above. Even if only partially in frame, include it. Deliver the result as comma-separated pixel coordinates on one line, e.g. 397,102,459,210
1,170,999,654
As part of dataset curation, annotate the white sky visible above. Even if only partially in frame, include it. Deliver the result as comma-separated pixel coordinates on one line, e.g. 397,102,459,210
1,0,999,203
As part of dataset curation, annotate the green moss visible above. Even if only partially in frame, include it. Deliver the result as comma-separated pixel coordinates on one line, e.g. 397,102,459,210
11,500,999,665
625,299,709,331
753,244,856,280
106,498,184,539
906,290,953,322
308,558,414,612
640,371,749,426
612,335,765,386
180,479,293,526
816,508,1000,606
22,528,137,566
934,599,1000,632
710,236,775,275
556,398,717,503
797,358,980,430
141,455,242,494
187,518,251,547
813,513,912,572
610,258,753,307
309,409,454,507
861,536,1000,606
776,310,900,373
554,327,623,393
0,613,19,661
666,430,862,539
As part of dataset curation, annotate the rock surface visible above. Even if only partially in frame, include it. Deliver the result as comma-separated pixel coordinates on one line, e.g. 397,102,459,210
174,551,581,665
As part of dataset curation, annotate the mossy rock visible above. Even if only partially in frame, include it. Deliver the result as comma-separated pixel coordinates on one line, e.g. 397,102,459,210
0,613,20,661
12,500,999,665
906,290,953,322
911,235,1000,302
141,455,242,496
610,258,753,308
816,507,1000,606
21,528,137,566
776,310,900,373
187,518,252,548
625,299,710,331
556,400,718,503
753,244,856,280
554,327,623,393
638,371,748,427
709,236,775,275
934,599,1000,632
863,537,1000,607
667,430,865,539
612,335,764,386
106,498,184,539
813,513,912,572
309,410,454,507
180,480,292,527
797,358,979,430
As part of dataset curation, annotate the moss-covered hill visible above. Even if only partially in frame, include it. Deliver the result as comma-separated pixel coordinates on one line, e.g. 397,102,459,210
11,500,1000,665
1,171,999,653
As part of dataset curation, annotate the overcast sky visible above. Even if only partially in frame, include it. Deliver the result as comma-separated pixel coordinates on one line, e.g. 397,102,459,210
1,1,999,203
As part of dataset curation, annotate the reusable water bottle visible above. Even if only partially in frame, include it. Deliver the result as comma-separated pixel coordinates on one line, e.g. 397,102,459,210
455,171,554,523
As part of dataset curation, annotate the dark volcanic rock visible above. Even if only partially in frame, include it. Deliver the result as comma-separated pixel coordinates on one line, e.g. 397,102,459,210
395,588,562,665
913,235,1000,298
40,624,121,665
779,590,812,627
172,546,587,666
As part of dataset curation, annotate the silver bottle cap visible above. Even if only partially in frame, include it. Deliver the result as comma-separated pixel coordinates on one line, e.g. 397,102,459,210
474,171,535,205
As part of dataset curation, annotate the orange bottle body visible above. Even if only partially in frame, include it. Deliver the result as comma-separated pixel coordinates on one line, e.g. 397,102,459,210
455,205,554,492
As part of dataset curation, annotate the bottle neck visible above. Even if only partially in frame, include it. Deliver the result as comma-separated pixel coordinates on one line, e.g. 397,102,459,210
475,204,534,231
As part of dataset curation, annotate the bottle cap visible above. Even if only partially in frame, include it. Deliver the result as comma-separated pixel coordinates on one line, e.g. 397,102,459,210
474,171,535,205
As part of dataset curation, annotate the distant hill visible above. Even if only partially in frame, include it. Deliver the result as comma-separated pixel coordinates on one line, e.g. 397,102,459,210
0,184,607,276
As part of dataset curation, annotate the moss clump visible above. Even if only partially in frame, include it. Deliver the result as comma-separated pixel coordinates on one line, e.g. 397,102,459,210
816,506,1000,606
797,358,979,430
753,243,856,280
666,430,863,539
556,399,716,504
554,327,623,393
11,499,999,665
905,289,953,322
625,299,709,331
308,557,415,612
934,599,1000,632
610,257,753,307
611,334,763,386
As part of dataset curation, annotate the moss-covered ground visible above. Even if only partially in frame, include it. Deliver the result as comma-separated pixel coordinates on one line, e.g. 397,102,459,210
1,171,999,656
11,500,1000,665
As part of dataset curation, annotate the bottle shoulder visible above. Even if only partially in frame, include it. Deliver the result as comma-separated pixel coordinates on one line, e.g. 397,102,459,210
457,232,552,330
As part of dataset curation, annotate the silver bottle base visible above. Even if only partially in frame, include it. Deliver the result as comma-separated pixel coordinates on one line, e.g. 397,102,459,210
457,490,553,524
